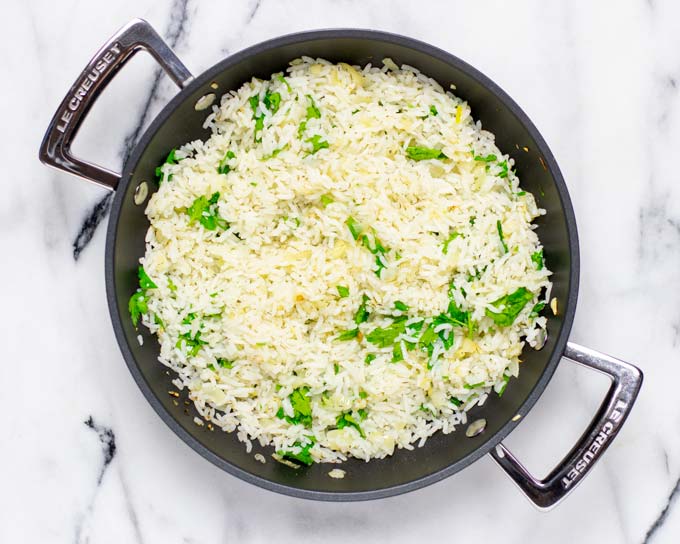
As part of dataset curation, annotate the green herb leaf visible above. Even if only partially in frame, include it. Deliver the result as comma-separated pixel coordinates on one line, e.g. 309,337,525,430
187,192,229,231
128,291,147,327
261,144,289,161
496,220,508,254
277,437,315,466
392,342,404,362
155,149,180,184
442,231,461,254
217,358,234,369
176,330,207,357
429,105,438,116
394,300,409,312
530,301,545,317
263,91,281,114
531,249,544,270
277,74,292,92
336,328,359,341
336,412,365,438
217,150,235,175
354,294,370,324
306,134,329,154
138,266,157,290
474,153,497,162
359,391,368,399
497,160,509,179
334,363,340,374
450,397,463,407
181,312,197,325
346,216,363,240
366,320,406,348
277,387,313,428
336,285,350,298
305,95,321,119
153,313,164,328
365,353,377,365
497,374,511,397
406,146,448,161
485,287,534,327
320,193,334,207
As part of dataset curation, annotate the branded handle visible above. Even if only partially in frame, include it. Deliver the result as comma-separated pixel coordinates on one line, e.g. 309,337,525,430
490,342,642,510
38,18,193,190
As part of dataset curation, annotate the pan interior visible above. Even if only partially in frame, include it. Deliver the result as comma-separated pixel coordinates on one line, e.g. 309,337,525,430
107,30,577,499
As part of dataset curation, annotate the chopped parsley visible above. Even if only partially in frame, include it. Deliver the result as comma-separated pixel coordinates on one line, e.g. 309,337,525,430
497,374,511,397
138,266,157,290
155,149,180,184
250,89,281,142
306,134,329,154
176,330,207,357
263,91,281,114
497,160,509,179
336,328,359,341
366,318,407,348
277,437,315,466
336,412,365,438
345,217,390,277
359,391,368,399
442,231,461,254
334,363,340,374
485,287,534,327
277,74,292,92
298,95,321,137
217,150,235,175
531,249,544,270
320,193,334,207
394,300,409,312
354,294,370,324
261,144,288,161
128,291,147,328
530,301,545,317
496,220,508,254
187,192,229,231
181,312,197,325
346,216,363,240
365,353,377,365
128,266,157,327
336,285,350,298
429,105,438,116
276,387,313,427
392,342,404,363
217,358,234,369
406,146,448,161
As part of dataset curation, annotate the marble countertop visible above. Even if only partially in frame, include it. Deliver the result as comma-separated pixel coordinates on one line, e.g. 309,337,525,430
3,0,679,542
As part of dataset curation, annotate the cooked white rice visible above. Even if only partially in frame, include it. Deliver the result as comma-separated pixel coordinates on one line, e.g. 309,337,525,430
137,58,552,464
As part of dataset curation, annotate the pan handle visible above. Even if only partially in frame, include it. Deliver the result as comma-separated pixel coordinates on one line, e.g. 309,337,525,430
490,342,642,510
38,18,193,191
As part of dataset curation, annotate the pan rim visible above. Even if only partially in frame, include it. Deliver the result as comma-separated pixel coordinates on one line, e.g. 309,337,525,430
105,27,579,501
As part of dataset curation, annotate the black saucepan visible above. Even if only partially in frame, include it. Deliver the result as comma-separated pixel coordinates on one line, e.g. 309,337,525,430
39,19,643,508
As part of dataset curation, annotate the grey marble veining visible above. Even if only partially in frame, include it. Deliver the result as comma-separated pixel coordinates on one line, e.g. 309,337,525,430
2,0,679,542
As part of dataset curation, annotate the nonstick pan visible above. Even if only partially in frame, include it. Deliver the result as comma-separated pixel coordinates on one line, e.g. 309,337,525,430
39,19,643,509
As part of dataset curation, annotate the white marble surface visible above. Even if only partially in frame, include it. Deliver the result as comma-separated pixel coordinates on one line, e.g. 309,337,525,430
2,0,679,542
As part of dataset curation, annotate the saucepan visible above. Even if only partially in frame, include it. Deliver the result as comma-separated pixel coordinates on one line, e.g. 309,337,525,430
39,19,643,508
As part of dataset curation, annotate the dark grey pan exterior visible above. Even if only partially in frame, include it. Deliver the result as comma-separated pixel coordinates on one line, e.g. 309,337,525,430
40,20,642,508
